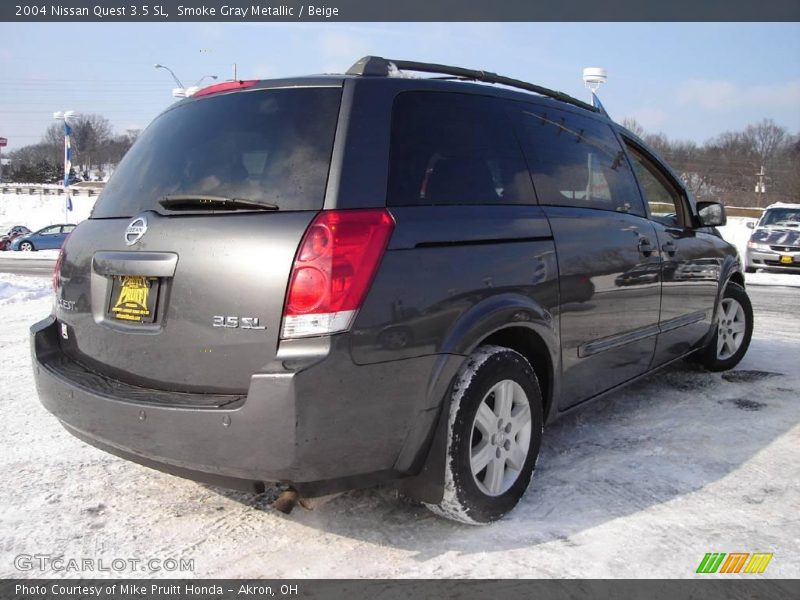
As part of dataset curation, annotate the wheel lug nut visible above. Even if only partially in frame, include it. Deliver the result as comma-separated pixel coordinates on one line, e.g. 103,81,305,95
503,440,511,451
497,419,503,429
504,423,512,433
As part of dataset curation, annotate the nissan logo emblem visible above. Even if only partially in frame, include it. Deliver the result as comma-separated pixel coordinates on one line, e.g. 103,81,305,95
124,216,148,246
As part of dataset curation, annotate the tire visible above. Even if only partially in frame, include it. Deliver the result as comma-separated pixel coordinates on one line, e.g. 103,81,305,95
18,241,34,252
426,345,543,524
745,266,756,274
698,282,753,372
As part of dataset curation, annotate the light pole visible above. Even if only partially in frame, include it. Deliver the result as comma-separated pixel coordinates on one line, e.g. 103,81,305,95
53,110,77,222
581,68,607,201
582,67,607,112
154,63,187,98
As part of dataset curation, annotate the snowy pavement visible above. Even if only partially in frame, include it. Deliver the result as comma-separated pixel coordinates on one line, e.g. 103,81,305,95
0,274,798,578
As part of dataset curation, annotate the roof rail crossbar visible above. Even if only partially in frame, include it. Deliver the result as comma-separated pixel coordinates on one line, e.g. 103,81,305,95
346,56,597,113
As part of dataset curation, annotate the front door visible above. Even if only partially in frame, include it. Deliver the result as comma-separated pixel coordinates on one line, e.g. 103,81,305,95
624,141,722,365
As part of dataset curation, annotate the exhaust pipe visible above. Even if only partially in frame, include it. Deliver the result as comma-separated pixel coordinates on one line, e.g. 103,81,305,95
272,488,300,514
271,488,342,514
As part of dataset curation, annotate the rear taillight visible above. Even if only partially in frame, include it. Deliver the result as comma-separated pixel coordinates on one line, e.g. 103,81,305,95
52,231,73,291
52,249,64,291
281,209,395,339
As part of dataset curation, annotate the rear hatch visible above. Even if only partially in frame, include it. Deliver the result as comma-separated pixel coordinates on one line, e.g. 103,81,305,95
55,83,343,394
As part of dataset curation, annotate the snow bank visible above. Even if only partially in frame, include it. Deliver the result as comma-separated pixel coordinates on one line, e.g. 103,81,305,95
0,274,53,305
0,191,95,233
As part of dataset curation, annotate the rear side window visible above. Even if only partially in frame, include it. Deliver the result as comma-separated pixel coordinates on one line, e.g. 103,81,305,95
92,87,342,218
387,91,534,206
511,105,644,217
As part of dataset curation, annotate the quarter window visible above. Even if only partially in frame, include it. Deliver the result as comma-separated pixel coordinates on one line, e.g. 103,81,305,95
512,105,644,217
387,92,534,206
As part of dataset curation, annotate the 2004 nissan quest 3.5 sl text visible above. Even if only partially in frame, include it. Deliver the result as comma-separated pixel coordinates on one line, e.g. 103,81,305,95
32,56,753,524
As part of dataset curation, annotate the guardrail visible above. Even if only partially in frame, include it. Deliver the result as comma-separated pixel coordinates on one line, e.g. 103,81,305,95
0,183,102,197
650,201,763,220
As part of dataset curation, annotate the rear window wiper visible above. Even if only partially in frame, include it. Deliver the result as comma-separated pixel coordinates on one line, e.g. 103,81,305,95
159,195,279,211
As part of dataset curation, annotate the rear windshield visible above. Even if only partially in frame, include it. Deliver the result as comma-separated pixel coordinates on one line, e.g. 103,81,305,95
92,86,342,218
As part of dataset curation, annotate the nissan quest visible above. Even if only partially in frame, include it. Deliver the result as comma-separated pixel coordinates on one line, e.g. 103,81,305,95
31,57,754,524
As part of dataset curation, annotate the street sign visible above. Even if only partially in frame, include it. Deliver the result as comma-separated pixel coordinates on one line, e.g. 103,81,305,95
0,138,7,147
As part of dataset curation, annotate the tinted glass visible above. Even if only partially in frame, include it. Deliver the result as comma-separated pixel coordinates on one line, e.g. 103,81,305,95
512,105,644,216
626,145,685,227
388,92,534,206
92,87,342,218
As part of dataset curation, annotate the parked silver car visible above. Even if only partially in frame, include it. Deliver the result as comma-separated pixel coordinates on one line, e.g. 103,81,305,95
744,203,800,273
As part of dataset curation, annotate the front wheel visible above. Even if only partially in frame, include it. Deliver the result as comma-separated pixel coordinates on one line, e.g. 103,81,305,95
18,241,34,252
426,345,543,524
698,282,753,372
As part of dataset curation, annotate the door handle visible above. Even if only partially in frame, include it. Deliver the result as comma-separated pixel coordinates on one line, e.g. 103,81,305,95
637,237,654,256
662,241,677,256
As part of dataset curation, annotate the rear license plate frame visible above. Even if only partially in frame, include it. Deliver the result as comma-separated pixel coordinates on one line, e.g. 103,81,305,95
107,275,161,323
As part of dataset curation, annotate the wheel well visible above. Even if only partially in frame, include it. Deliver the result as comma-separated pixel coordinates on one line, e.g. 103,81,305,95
480,327,554,421
729,271,745,288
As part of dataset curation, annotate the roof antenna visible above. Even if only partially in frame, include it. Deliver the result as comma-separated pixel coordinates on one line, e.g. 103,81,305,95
582,67,608,115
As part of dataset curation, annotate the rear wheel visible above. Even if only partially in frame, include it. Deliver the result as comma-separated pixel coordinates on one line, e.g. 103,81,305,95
698,282,753,372
426,345,543,524
19,241,34,252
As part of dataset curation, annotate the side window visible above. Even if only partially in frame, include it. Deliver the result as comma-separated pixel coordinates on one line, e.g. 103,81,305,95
512,105,644,217
387,92,534,206
61,225,76,233
40,226,60,236
625,144,688,228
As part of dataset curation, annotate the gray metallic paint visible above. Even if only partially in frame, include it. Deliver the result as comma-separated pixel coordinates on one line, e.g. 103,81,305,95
32,73,744,502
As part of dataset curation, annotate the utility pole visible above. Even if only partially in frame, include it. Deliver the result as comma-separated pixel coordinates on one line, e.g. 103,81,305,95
233,63,237,80
0,137,6,182
755,165,767,194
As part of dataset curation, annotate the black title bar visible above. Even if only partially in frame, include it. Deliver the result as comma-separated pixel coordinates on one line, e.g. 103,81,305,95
3,0,800,22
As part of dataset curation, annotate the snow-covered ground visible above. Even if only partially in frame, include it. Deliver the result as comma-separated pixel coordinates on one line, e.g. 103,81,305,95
0,270,798,578
0,209,797,578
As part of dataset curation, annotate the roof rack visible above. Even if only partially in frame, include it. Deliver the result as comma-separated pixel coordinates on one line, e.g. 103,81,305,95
347,56,597,113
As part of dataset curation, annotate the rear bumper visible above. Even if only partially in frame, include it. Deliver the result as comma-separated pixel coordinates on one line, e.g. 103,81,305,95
31,316,458,495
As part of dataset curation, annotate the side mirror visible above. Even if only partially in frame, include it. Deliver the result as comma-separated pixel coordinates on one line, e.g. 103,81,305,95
746,221,755,229
696,201,726,228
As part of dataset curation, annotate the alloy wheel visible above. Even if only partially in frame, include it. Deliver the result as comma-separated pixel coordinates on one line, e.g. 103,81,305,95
469,379,532,496
717,297,746,360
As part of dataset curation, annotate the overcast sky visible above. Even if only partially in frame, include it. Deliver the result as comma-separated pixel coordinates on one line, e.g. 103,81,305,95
1,22,798,151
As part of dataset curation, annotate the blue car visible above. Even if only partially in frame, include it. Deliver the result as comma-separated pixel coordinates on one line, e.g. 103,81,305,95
11,224,77,251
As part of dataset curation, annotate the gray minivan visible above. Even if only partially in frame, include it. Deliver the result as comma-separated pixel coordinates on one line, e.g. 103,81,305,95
31,57,753,523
